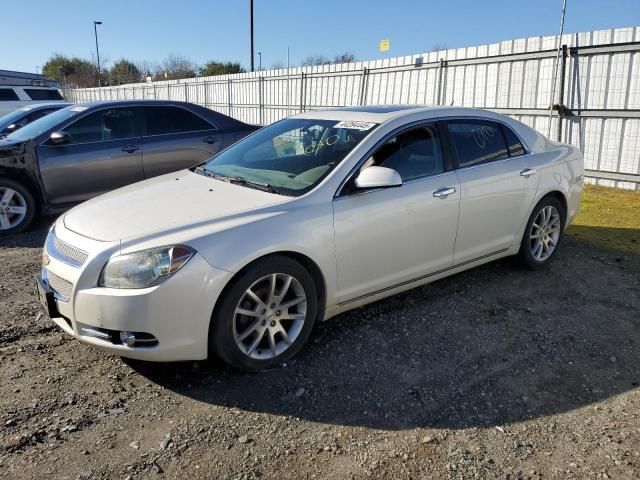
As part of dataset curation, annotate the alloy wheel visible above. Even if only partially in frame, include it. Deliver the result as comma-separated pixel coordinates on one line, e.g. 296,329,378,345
233,273,307,360
0,187,28,230
529,205,561,262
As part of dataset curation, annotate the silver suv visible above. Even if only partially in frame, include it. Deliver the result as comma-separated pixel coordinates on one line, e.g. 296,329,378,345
0,86,65,116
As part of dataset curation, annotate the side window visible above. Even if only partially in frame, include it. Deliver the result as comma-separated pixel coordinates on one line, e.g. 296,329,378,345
448,121,509,168
365,124,444,181
145,106,213,136
502,125,526,157
0,89,20,101
63,108,137,144
24,89,64,101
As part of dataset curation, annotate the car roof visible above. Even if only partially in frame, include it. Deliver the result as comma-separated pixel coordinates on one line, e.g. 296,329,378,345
18,102,71,111
294,105,509,124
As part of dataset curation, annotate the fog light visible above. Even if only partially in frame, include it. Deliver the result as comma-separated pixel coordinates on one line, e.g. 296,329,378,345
120,331,136,347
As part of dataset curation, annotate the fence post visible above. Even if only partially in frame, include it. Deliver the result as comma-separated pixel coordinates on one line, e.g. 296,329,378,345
436,58,446,105
299,72,306,113
557,44,568,142
203,80,208,108
258,76,264,125
227,79,233,117
358,67,369,105
184,82,188,102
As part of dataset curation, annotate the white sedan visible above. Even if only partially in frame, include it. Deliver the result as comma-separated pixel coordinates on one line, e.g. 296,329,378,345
37,106,584,370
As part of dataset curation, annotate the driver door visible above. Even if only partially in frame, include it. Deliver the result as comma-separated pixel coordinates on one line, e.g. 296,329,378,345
332,123,460,304
37,106,144,205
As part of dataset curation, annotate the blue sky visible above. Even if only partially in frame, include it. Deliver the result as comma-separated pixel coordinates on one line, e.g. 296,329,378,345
4,0,640,73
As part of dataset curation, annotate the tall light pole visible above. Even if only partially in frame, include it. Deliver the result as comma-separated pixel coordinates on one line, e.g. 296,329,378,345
93,21,103,86
250,0,254,72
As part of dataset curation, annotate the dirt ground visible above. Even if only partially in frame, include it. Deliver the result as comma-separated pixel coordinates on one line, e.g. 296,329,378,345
1,209,639,479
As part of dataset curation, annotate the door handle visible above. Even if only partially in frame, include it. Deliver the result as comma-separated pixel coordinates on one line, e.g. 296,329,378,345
433,186,456,198
520,168,537,177
202,136,218,144
121,145,140,153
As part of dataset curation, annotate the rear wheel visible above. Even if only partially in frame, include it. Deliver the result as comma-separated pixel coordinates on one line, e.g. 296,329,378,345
517,196,565,270
0,178,36,236
210,256,318,371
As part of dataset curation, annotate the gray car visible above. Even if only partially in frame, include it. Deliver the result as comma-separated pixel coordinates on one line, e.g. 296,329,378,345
0,102,71,138
0,100,259,234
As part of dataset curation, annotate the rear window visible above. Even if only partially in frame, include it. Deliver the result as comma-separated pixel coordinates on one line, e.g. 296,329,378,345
0,89,19,101
447,120,509,168
144,106,213,135
24,89,63,101
502,125,526,157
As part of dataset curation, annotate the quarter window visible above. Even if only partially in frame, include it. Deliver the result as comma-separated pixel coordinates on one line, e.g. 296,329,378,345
502,125,526,157
0,89,19,101
448,121,509,168
144,106,213,135
63,108,137,144
364,124,444,181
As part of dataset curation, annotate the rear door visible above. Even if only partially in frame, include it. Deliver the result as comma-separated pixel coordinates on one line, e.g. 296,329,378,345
141,105,223,178
37,106,144,204
446,119,539,263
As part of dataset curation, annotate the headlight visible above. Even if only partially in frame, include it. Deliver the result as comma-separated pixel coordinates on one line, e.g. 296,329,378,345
99,246,195,289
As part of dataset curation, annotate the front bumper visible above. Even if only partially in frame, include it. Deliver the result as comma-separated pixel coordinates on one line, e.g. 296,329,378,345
40,225,231,362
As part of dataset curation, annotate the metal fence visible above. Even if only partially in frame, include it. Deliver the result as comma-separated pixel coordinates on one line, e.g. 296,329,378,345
66,27,640,190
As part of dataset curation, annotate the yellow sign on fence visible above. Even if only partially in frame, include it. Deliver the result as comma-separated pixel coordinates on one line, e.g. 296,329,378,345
379,39,390,52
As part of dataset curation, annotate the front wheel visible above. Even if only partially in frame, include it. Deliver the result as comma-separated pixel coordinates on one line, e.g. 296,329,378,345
517,196,565,270
0,178,36,236
210,256,318,371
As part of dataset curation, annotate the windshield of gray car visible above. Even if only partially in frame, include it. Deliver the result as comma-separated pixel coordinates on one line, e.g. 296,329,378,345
6,106,85,141
199,118,377,196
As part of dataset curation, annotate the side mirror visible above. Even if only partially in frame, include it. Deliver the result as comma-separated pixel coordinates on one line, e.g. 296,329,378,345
50,131,70,145
355,166,402,189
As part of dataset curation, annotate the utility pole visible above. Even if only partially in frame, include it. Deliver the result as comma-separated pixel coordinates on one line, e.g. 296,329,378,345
94,21,103,87
258,52,262,70
250,0,255,72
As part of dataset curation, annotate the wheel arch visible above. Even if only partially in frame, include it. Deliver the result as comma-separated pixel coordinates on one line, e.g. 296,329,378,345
207,250,328,355
535,189,568,226
0,168,44,208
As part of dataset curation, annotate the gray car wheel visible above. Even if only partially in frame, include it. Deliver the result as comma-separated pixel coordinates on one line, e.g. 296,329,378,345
0,178,36,236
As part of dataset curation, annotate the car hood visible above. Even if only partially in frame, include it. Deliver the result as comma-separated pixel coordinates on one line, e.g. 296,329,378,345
63,170,289,242
0,136,28,153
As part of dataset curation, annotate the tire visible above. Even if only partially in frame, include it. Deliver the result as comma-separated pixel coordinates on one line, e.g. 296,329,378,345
210,255,318,371
516,195,566,270
0,177,36,236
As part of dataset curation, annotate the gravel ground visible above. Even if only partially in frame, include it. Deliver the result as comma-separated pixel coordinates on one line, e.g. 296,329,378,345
0,219,639,480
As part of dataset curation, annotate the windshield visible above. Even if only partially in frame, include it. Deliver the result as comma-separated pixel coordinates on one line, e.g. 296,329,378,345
200,118,377,196
6,106,84,142
0,108,32,131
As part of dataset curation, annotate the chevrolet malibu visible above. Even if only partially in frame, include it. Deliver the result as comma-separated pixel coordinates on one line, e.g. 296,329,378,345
37,106,584,371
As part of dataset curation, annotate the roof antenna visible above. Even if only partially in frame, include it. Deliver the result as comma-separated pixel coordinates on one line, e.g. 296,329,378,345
548,0,568,138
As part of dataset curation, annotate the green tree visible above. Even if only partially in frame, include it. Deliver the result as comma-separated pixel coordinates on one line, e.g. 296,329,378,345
109,59,142,85
42,54,102,87
199,61,244,77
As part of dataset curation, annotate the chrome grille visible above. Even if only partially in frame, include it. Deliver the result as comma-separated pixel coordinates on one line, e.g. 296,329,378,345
46,271,73,301
48,232,88,267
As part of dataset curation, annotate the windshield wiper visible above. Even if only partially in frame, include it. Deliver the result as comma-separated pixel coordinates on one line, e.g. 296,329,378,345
195,167,282,194
228,176,282,194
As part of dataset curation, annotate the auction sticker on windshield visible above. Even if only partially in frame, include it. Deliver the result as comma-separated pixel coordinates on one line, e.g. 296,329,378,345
334,121,376,131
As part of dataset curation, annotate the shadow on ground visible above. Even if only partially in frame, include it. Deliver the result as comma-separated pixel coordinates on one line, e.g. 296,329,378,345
128,235,640,431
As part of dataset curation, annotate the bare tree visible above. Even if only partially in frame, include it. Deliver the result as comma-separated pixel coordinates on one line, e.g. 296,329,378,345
157,54,197,80
302,54,331,67
430,43,448,53
333,52,356,64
